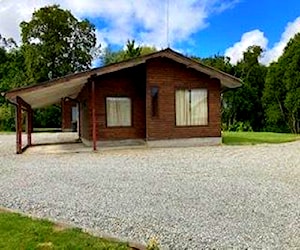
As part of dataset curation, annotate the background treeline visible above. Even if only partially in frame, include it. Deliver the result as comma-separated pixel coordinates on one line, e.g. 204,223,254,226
0,5,299,133
196,39,300,134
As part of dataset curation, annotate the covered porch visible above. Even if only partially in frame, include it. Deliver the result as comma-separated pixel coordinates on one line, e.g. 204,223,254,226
3,51,160,154
3,62,149,154
23,132,146,155
3,72,98,154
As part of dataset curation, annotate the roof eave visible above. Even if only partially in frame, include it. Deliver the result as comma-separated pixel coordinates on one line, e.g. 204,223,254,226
4,48,242,109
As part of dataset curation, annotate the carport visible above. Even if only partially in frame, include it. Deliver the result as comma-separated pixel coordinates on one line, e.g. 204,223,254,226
3,70,98,154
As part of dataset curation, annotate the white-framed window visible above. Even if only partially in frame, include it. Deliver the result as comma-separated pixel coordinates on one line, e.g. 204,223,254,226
71,106,78,123
106,97,131,127
175,89,208,126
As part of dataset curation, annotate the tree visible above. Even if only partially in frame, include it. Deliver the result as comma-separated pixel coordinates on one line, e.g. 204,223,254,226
233,46,267,131
263,33,300,133
124,40,142,59
19,5,99,128
0,35,27,130
195,55,234,75
101,46,126,65
0,34,17,51
20,5,98,83
101,40,156,65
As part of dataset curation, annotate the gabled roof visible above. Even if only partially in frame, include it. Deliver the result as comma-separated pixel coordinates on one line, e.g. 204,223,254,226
3,48,242,109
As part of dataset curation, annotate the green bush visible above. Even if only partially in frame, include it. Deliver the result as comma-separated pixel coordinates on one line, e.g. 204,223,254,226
0,103,15,131
33,105,61,128
228,121,253,132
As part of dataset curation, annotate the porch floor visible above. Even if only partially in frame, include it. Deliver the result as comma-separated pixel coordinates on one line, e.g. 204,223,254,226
24,132,147,154
25,142,91,154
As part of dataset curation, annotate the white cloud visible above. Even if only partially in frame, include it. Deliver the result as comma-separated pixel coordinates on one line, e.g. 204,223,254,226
0,0,54,43
224,30,268,65
0,0,239,48
225,16,300,65
260,16,300,65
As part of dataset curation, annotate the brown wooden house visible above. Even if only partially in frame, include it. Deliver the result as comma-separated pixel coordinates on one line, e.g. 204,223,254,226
4,48,241,153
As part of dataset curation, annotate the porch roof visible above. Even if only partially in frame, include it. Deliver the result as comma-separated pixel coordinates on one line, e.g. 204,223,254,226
3,48,242,109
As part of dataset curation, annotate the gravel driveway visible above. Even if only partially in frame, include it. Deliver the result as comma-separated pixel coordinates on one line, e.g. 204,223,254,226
0,133,300,249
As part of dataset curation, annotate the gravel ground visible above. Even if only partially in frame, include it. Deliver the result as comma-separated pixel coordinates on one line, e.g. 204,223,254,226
0,133,300,249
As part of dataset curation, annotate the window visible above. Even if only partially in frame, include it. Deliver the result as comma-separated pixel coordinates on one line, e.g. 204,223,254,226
175,89,208,126
106,97,131,127
71,106,78,123
151,87,159,117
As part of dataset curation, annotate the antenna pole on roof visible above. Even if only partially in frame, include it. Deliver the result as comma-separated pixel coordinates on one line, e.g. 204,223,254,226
166,0,170,48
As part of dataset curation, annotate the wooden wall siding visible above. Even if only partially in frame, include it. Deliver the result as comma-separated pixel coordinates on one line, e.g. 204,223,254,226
61,99,77,130
146,57,221,140
78,65,147,141
77,58,221,142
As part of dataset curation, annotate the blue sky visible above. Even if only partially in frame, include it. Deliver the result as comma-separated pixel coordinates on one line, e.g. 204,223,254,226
198,0,300,56
1,0,300,65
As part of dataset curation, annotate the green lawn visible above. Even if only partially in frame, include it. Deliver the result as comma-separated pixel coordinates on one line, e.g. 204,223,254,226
222,132,300,145
0,131,15,135
0,210,129,250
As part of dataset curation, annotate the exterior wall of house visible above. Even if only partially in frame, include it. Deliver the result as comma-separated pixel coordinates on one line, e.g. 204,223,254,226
78,65,146,141
77,58,221,144
145,58,221,140
61,99,78,131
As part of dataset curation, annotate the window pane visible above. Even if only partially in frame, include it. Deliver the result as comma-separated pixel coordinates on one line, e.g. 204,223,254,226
106,97,131,127
191,89,208,125
176,90,190,126
71,106,78,122
175,88,208,126
151,87,159,117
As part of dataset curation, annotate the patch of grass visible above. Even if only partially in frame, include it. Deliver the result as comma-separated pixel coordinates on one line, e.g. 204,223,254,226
0,210,129,250
0,131,15,135
222,132,300,145
33,128,62,133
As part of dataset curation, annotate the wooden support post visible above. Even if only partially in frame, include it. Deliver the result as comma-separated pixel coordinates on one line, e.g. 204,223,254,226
16,96,33,153
78,103,81,138
91,80,97,151
16,96,31,111
61,98,65,131
16,104,22,154
27,110,32,146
